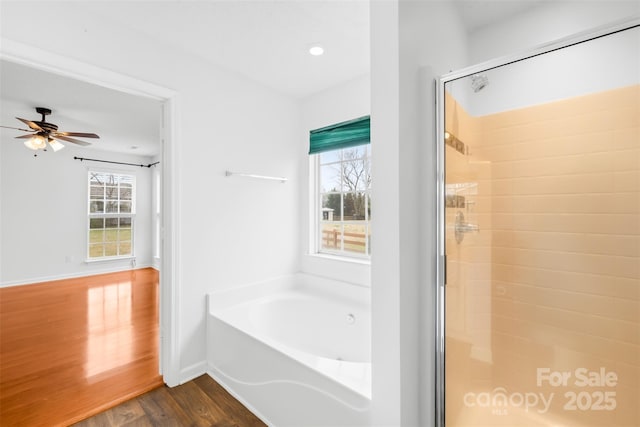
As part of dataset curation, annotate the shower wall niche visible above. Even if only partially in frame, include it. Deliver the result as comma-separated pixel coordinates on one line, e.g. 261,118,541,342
441,22,639,427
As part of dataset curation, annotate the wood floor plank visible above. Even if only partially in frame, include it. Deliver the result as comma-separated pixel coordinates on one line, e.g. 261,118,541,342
169,380,224,427
137,386,195,427
75,410,112,427
193,375,265,427
0,268,162,426
119,416,155,427
105,399,146,426
76,376,266,427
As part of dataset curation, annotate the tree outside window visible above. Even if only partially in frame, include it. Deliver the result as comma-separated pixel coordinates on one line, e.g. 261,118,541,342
318,145,371,257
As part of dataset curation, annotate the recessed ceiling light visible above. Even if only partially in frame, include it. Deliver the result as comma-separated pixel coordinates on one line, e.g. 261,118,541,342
309,45,324,56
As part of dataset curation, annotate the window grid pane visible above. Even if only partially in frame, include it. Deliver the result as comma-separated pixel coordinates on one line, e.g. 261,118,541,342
89,244,104,258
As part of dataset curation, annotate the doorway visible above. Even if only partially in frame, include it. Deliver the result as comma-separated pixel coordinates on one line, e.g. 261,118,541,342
0,42,179,384
437,19,639,426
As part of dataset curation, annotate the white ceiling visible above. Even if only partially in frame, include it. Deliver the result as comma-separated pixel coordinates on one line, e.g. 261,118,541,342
0,60,161,157
452,0,545,34
82,0,372,99
0,1,543,157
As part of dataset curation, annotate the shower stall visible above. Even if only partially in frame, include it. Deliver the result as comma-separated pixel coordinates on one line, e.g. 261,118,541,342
436,18,639,426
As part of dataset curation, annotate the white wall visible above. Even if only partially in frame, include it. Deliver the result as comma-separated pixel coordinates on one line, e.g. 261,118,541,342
468,0,640,64
459,12,640,116
370,2,403,424
373,0,638,426
299,73,371,287
0,2,300,381
0,141,155,285
370,1,468,425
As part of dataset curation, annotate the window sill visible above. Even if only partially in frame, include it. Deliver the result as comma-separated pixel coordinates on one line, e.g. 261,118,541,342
85,256,135,264
307,252,371,266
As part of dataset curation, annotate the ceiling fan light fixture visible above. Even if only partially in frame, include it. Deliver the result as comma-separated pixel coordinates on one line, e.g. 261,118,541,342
24,134,47,150
48,139,65,152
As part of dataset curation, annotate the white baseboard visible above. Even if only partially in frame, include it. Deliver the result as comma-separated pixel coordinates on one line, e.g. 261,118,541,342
0,263,154,288
179,361,208,385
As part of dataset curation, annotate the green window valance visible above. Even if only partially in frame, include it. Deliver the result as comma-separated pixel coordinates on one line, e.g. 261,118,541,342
309,115,370,155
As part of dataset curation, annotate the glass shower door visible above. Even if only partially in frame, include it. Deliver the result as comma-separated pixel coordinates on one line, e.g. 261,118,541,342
440,22,639,426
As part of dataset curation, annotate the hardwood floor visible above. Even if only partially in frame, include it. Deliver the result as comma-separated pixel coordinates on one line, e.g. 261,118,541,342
0,268,163,426
72,374,266,427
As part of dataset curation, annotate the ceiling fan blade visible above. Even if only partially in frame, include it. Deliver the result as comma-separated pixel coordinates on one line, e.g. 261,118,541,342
16,117,44,132
52,135,92,146
15,134,36,139
0,125,35,133
55,131,100,139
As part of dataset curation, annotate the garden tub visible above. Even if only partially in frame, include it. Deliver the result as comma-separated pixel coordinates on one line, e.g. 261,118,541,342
206,273,371,426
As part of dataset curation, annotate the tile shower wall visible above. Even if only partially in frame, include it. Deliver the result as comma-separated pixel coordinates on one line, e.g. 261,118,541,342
445,92,497,424
445,85,639,426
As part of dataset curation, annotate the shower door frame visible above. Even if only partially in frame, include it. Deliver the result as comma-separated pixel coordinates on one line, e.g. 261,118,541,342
434,16,640,427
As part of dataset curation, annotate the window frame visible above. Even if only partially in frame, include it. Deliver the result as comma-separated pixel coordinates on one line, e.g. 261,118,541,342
153,167,161,260
311,145,371,260
86,170,136,261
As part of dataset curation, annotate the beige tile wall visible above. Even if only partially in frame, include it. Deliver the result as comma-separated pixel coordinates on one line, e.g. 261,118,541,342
445,86,639,426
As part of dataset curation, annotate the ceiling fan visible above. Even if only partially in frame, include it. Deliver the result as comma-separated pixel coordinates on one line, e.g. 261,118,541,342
0,107,99,153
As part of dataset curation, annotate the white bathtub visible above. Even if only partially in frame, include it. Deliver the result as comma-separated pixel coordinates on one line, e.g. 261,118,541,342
206,273,372,427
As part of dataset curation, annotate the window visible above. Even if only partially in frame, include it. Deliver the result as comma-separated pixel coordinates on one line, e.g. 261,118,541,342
88,171,135,259
310,116,371,258
317,145,371,257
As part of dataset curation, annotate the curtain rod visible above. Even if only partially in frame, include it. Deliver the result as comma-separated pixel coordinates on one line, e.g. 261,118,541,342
74,156,159,168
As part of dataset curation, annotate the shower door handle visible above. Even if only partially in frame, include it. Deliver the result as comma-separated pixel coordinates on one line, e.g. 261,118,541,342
454,211,479,244
457,223,479,233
